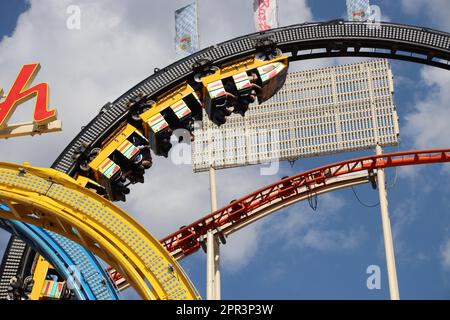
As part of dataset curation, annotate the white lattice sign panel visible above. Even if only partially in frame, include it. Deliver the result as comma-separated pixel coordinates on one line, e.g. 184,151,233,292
192,59,399,172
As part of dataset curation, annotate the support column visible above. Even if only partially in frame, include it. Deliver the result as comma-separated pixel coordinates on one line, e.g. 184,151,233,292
206,166,220,300
206,229,215,300
376,144,400,300
214,235,221,300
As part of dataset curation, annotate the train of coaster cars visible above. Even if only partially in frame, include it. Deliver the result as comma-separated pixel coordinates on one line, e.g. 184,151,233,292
72,51,288,202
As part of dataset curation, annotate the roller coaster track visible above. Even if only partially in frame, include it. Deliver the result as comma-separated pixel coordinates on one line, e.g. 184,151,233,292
160,149,450,259
0,235,35,299
50,21,450,177
0,162,200,300
1,20,450,299
0,225,119,300
0,219,119,300
103,149,450,289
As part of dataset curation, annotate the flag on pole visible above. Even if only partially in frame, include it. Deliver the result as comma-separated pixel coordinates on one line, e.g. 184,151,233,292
346,0,370,22
175,2,199,56
253,0,279,31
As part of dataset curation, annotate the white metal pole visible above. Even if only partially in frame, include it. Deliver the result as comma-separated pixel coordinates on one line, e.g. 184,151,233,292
196,0,200,50
206,229,215,300
206,166,220,300
197,0,221,300
214,233,221,300
376,144,400,300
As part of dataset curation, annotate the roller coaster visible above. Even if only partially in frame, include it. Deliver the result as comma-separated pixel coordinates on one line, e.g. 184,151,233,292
0,20,450,300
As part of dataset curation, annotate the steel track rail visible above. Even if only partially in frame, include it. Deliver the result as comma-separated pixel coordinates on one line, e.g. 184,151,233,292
0,162,200,300
105,149,450,289
160,149,450,259
51,21,450,175
0,220,119,300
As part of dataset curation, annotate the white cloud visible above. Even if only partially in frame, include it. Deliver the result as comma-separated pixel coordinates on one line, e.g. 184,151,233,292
402,67,450,176
221,224,259,271
440,238,450,271
0,229,10,263
262,262,287,283
0,0,174,166
400,0,450,178
0,0,315,273
400,0,450,29
262,193,367,251
0,0,365,286
385,193,436,265
392,2,450,173
389,199,419,261
397,165,421,181
404,67,450,150
278,0,313,26
301,227,365,251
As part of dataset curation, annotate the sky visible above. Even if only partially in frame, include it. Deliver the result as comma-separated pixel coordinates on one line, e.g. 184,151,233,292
0,0,449,300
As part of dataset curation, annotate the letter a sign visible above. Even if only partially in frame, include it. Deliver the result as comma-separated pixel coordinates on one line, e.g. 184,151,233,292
0,63,62,139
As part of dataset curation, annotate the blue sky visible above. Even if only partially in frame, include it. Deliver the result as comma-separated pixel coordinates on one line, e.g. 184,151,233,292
0,0,449,300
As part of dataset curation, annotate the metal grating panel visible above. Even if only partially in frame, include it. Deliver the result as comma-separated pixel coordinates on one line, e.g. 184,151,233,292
46,231,118,300
192,59,399,171
0,236,27,299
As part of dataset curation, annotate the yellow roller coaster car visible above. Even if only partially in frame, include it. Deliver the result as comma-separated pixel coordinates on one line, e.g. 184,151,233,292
140,83,202,157
39,280,69,300
86,124,152,201
201,54,289,125
29,256,72,300
74,54,288,201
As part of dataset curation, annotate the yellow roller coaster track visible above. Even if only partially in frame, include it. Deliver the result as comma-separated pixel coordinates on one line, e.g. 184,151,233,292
0,161,200,300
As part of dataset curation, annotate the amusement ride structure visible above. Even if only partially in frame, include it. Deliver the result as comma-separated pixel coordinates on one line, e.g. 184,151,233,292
0,20,449,300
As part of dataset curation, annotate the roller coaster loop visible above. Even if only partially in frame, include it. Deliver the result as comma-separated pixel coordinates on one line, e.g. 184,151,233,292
0,162,200,300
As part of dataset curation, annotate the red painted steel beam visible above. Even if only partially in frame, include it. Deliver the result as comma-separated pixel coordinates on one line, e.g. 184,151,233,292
160,149,450,258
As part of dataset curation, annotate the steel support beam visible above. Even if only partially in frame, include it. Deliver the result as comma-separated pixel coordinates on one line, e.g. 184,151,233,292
376,144,400,300
206,166,220,300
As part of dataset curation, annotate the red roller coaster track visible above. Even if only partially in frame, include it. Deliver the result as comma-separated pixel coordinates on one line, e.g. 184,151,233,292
160,149,450,259
108,149,450,289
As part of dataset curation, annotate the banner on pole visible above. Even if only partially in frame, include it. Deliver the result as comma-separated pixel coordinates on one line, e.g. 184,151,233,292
253,0,278,31
175,3,199,56
346,0,370,22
